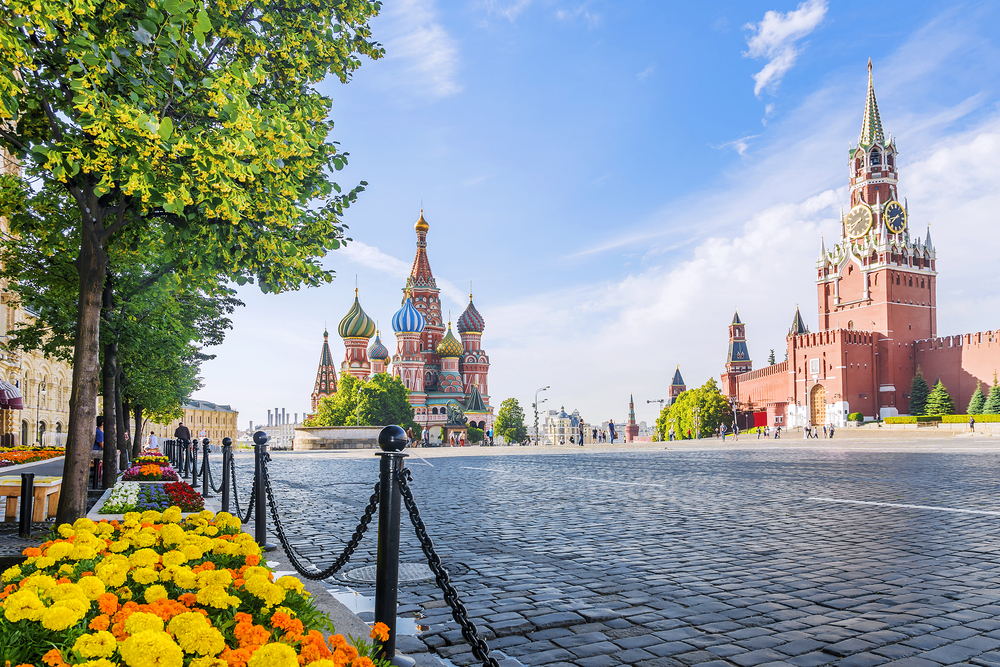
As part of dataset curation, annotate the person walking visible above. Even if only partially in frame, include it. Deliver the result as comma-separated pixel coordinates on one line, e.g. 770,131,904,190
174,421,191,442
720,423,727,441
970,416,976,432
822,425,827,438
828,425,835,438
732,423,739,441
668,426,675,441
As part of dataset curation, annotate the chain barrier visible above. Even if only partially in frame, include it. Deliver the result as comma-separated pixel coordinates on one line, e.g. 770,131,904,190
230,458,254,524
259,452,380,580
398,468,499,667
206,455,224,494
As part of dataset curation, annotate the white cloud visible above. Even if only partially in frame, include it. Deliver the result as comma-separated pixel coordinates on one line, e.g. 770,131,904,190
716,134,761,156
636,62,656,82
555,4,601,27
340,240,411,279
743,0,827,97
483,0,533,21
373,0,461,99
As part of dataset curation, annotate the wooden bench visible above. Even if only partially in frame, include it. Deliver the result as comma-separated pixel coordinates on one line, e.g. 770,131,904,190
0,475,62,522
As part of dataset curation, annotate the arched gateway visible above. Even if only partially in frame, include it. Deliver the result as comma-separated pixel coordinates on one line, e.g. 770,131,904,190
810,384,826,426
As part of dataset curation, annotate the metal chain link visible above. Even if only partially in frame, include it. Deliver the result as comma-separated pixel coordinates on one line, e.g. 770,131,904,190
259,451,380,580
230,457,254,524
206,455,224,494
398,468,499,667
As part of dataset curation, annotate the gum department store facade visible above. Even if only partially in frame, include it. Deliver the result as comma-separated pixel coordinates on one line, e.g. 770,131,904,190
722,62,1000,428
309,212,493,440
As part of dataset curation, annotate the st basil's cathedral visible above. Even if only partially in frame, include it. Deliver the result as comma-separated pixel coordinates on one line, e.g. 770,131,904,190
309,212,492,439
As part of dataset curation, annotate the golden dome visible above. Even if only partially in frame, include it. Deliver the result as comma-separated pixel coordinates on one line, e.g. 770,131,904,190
415,209,429,233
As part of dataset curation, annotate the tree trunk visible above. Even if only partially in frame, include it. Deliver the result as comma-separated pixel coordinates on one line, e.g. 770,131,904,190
115,369,129,462
133,405,144,456
57,221,109,523
101,339,118,488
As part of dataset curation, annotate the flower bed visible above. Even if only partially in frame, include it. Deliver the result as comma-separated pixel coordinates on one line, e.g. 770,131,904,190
0,509,389,666
98,483,204,514
0,446,65,468
122,464,178,482
136,455,170,466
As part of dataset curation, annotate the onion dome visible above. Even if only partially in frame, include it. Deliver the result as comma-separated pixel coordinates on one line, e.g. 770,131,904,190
392,294,425,333
368,332,390,362
436,322,464,358
456,294,485,334
415,209,429,233
338,289,377,339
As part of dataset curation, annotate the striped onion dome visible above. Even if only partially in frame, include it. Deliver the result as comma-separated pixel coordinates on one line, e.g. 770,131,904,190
436,323,464,358
338,290,377,339
392,295,425,334
456,295,485,334
368,332,390,362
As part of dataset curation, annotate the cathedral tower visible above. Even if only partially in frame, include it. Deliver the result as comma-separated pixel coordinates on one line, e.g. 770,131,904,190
338,289,377,380
310,330,337,412
457,293,490,399
391,293,427,401
406,211,446,391
368,332,390,376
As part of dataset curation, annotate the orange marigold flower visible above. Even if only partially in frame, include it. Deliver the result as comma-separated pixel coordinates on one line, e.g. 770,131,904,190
351,658,376,667
343,645,359,661
192,561,216,573
41,649,65,667
98,592,120,615
245,554,260,567
220,647,253,667
370,621,390,642
299,630,333,662
179,592,198,606
234,612,253,625
329,634,349,651
22,547,41,557
81,571,94,577
89,614,110,631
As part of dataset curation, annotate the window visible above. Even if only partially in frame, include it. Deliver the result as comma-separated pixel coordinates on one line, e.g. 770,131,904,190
870,149,881,166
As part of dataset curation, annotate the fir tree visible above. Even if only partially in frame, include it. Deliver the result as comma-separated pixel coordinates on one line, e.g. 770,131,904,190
909,369,930,416
984,373,1000,415
768,349,776,365
924,380,955,416
967,381,986,415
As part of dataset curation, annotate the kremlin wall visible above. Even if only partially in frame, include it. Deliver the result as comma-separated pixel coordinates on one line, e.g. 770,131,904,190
722,62,1000,428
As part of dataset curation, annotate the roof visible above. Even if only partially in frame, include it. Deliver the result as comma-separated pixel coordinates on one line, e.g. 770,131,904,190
789,307,809,335
368,333,390,362
392,296,426,334
183,400,237,413
859,59,885,147
436,323,464,357
671,366,685,386
728,340,751,363
407,212,438,290
457,295,485,334
732,310,742,325
464,384,487,412
338,289,377,339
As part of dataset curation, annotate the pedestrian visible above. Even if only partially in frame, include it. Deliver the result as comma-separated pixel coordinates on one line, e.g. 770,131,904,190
804,425,810,439
970,416,976,432
720,423,727,441
174,421,191,443
733,423,739,441
94,416,104,451
668,427,675,441
829,425,835,439
822,425,827,437
406,427,414,447
687,428,691,439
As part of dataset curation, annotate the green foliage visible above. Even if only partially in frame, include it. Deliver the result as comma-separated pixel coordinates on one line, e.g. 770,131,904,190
924,380,955,416
968,381,986,415
942,414,1000,423
305,375,418,432
984,374,1000,414
909,370,930,416
495,398,527,444
768,349,776,365
655,378,732,439
467,427,483,444
848,412,865,423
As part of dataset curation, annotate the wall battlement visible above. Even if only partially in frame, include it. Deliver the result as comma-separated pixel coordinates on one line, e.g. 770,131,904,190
737,361,788,383
914,331,1000,352
791,329,875,349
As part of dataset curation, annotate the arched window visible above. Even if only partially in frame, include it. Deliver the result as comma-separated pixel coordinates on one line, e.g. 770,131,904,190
848,321,854,330
870,149,881,166
887,154,894,168
909,277,913,287
55,422,62,433
432,408,438,415
21,420,28,446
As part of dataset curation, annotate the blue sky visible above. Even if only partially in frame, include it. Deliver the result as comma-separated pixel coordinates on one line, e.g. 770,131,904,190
195,0,1000,429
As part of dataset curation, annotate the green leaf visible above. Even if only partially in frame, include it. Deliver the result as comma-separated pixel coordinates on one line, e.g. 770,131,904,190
196,9,212,35
163,0,182,15
158,117,174,141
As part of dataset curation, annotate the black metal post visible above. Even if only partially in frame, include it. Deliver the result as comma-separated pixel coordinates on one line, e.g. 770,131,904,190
201,438,213,499
191,438,200,487
253,431,276,551
182,439,191,479
374,425,411,665
18,473,34,538
221,437,232,513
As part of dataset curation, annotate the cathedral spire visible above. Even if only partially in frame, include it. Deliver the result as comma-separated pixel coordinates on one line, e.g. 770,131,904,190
407,209,437,290
310,329,338,412
859,59,885,147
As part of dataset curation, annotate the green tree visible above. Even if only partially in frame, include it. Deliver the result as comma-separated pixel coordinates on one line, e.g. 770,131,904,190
984,373,1000,414
768,349,776,365
924,379,954,416
305,375,419,433
909,369,930,416
467,427,483,444
656,379,732,439
495,398,527,444
968,381,986,415
0,0,382,520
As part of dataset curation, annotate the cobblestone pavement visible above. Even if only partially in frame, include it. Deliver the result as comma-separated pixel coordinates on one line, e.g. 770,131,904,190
231,446,1000,667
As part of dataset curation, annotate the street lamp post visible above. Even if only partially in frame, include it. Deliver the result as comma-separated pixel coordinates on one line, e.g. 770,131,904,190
693,406,701,440
35,380,46,445
533,386,549,446
647,399,665,440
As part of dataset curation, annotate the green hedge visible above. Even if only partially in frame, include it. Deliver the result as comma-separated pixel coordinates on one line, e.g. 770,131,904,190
942,414,1000,423
848,412,864,423
884,416,916,424
883,415,942,424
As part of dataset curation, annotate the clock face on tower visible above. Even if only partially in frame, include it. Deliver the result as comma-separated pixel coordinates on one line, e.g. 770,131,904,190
884,200,907,234
845,204,874,238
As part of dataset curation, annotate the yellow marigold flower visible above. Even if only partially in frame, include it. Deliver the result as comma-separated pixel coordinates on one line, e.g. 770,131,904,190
2,589,44,622
195,585,239,609
70,544,99,561
95,522,115,537
73,517,97,533
181,544,204,560
276,576,304,595
109,540,132,553
144,585,168,603
160,523,185,546
134,530,158,548
247,642,298,667
168,612,226,655
190,658,228,667
162,550,188,568
78,576,106,601
20,573,57,593
214,512,240,530
139,510,162,524
79,659,117,667
161,507,183,524
73,630,117,658
172,567,197,589
46,542,74,561
57,524,75,538
131,567,159,585
35,556,56,569
120,630,183,667
124,611,164,635
41,604,83,630
123,512,141,523
2,564,22,582
129,549,161,569
196,569,232,589
95,556,129,588
50,582,89,604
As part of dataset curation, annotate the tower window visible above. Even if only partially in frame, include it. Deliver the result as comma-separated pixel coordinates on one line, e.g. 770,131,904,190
870,149,881,166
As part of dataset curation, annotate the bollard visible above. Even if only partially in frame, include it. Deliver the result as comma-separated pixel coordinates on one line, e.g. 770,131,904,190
374,425,412,665
182,439,191,479
221,437,232,513
192,439,201,488
201,438,213,499
253,431,276,552
18,473,34,538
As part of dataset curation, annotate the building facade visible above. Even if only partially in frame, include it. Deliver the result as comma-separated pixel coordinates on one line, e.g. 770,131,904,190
156,400,240,445
724,61,1000,428
310,212,493,440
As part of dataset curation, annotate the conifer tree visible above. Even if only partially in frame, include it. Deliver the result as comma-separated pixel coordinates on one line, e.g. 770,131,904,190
924,380,954,416
967,381,986,415
909,369,930,416
984,373,1000,414
768,349,776,365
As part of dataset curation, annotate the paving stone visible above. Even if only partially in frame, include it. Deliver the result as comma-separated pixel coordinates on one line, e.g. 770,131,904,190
732,649,793,666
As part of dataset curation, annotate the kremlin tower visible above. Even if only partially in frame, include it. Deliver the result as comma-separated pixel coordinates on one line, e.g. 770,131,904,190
310,330,337,412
